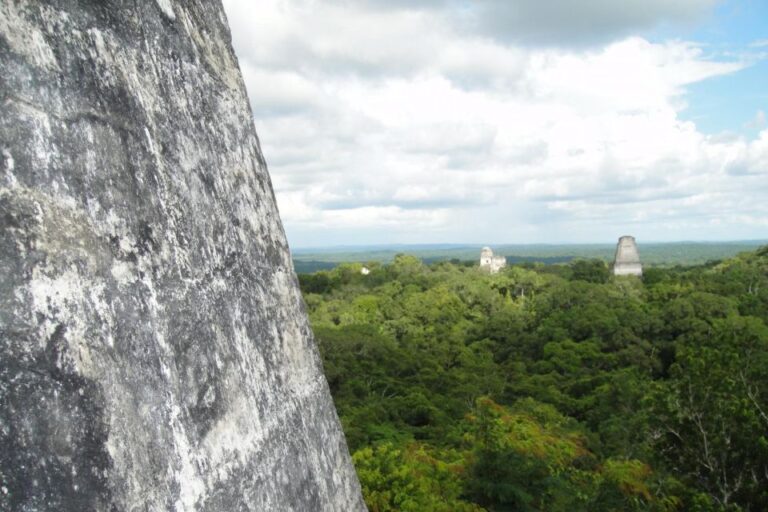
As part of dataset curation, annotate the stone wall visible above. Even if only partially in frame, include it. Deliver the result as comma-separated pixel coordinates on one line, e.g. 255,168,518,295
0,1,364,510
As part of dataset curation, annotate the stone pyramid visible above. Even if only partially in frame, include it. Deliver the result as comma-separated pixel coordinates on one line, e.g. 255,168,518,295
613,236,643,276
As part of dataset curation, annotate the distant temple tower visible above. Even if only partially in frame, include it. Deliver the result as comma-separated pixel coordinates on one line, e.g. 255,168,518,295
480,246,507,274
613,236,643,277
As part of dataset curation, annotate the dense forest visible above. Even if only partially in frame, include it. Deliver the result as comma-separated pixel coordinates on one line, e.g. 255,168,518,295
298,248,768,511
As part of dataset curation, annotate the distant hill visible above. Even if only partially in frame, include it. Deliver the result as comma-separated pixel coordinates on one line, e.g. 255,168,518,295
292,240,768,272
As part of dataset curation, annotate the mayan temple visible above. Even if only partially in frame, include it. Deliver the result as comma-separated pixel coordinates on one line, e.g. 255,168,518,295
612,236,643,277
480,246,507,274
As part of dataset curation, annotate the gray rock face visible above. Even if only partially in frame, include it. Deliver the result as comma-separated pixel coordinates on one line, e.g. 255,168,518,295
613,235,643,276
0,1,365,510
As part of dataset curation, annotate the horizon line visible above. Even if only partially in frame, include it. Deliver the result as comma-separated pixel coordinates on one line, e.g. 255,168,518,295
291,238,768,252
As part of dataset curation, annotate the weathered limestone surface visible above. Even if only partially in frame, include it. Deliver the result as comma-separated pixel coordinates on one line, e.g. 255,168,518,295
613,236,643,277
0,1,365,510
479,246,506,274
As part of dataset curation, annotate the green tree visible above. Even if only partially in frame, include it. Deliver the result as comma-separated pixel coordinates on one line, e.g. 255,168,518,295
648,316,768,510
464,398,664,511
296,247,768,510
353,443,483,512
571,259,610,284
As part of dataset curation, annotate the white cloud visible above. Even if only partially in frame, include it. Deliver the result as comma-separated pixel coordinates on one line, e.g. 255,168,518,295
458,0,720,45
745,109,767,130
223,0,765,246
331,0,720,46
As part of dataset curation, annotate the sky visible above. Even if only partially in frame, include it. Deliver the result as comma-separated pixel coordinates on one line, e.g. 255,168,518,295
222,0,768,248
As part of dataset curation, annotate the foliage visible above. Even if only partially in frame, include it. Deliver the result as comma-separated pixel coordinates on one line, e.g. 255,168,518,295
353,443,483,512
464,397,663,512
648,316,768,510
292,241,768,270
300,246,768,511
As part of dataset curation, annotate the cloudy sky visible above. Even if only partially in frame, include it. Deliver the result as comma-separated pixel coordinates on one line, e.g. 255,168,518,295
222,0,767,248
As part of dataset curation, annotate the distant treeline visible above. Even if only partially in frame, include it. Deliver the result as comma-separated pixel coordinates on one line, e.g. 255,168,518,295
292,240,767,272
294,255,575,273
294,260,340,274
